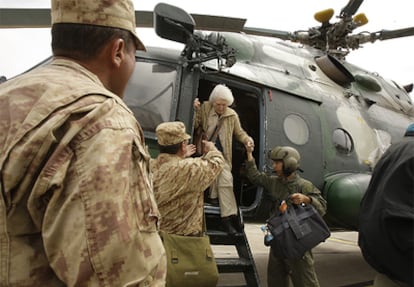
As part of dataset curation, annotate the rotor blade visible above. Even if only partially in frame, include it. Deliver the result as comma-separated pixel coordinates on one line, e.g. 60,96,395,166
347,27,414,48
242,27,292,41
340,0,364,17
192,14,246,32
0,8,154,28
375,27,414,40
0,8,247,32
0,8,50,28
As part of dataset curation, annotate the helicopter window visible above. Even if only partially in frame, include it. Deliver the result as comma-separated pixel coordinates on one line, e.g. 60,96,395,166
123,61,178,132
283,114,309,145
333,129,353,154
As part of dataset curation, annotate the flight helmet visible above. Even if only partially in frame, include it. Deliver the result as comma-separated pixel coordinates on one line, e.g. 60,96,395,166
270,146,301,175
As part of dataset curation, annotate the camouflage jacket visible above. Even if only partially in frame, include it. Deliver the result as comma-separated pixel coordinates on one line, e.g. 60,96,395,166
0,59,166,286
245,160,327,217
151,150,224,235
194,101,252,165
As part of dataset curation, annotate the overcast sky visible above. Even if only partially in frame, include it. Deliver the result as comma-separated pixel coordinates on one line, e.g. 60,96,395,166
1,0,413,87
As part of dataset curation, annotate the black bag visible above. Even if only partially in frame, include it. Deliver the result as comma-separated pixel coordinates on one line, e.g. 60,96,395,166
266,202,330,259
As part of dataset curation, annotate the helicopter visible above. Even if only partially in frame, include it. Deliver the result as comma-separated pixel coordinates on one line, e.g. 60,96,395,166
1,0,414,232
126,0,414,231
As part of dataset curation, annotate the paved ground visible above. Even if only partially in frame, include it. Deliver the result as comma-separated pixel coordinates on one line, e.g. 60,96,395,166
213,223,377,287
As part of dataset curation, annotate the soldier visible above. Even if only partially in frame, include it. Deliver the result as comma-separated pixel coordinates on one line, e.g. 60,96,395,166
244,144,327,287
152,121,225,235
0,0,166,286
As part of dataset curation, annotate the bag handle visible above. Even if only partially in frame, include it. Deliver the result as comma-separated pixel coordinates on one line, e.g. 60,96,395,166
280,183,304,208
201,213,207,237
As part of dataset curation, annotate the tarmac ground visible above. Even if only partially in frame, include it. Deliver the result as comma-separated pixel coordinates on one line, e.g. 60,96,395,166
214,223,377,287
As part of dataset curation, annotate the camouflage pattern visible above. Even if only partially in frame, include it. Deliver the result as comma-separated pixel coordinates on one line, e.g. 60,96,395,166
51,0,145,51
151,151,224,236
156,121,191,146
0,59,166,286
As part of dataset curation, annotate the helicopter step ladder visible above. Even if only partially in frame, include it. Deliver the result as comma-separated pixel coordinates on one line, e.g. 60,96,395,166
204,205,261,287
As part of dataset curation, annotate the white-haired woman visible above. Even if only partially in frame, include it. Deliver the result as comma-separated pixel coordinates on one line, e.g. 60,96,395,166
194,84,254,234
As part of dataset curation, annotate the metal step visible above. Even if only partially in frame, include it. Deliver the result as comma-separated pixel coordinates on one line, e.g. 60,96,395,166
205,205,261,287
215,258,253,272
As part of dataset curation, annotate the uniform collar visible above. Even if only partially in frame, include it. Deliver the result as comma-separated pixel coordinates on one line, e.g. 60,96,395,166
50,58,133,113
51,58,102,86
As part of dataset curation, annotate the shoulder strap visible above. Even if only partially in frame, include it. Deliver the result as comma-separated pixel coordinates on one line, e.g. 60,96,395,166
201,213,208,237
209,117,224,142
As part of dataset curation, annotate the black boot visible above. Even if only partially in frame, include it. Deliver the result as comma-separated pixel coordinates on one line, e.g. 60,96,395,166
222,216,237,235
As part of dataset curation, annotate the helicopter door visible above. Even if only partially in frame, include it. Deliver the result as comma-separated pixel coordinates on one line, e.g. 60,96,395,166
265,89,325,188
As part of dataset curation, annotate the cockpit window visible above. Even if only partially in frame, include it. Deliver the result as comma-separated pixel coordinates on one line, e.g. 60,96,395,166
283,114,309,145
124,61,178,132
333,128,353,154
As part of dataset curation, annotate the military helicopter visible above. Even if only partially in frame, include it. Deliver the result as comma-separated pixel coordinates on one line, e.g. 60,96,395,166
127,0,414,231
1,0,414,232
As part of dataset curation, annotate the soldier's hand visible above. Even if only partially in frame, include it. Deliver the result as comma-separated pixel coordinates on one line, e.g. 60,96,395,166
290,193,311,205
245,141,254,153
203,140,216,153
184,144,196,157
244,141,254,161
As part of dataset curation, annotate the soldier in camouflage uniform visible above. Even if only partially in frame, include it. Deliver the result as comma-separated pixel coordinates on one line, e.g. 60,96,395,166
0,0,166,286
244,144,327,287
151,121,224,236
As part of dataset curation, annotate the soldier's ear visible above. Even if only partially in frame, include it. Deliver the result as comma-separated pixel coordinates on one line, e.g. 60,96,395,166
180,141,187,153
111,38,126,68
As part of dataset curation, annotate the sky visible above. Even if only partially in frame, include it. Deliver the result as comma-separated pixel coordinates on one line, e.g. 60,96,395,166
0,0,413,87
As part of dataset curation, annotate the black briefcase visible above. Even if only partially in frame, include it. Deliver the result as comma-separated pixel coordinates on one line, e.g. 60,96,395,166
266,202,330,259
